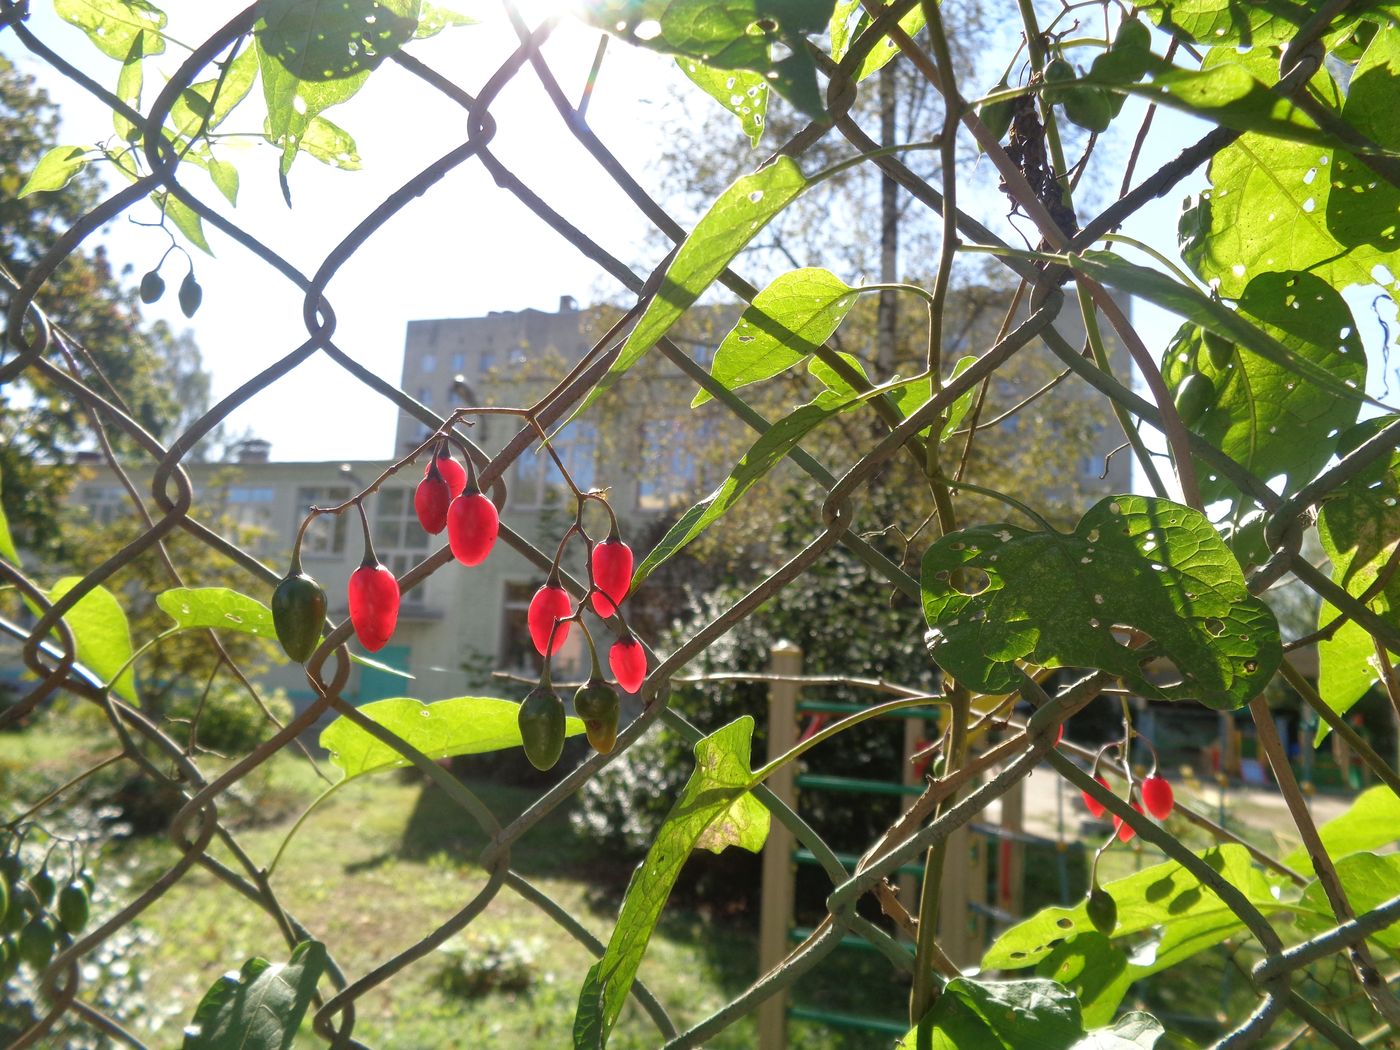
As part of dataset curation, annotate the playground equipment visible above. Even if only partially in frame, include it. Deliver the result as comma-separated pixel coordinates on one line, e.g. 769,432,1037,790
755,642,1085,1049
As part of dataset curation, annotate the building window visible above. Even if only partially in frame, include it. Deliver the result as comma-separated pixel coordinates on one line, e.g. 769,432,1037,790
296,485,351,556
479,350,497,373
227,486,276,504
82,485,125,527
421,353,437,373
417,386,433,409
498,581,585,676
373,487,431,604
509,422,596,507
451,352,466,371
637,420,694,511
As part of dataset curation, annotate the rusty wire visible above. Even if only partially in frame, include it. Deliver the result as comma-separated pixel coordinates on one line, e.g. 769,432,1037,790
0,0,1398,1047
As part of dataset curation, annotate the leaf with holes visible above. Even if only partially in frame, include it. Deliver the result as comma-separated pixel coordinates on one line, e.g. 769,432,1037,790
585,1,835,115
1285,786,1400,876
55,0,167,60
986,844,1312,1012
676,59,768,148
1066,251,1371,408
693,268,857,406
1326,23,1400,255
829,0,927,82
182,940,325,1050
1314,417,1400,741
255,0,416,188
583,157,808,414
898,977,1083,1050
921,495,1280,708
156,587,279,639
574,717,765,1048
1178,45,1400,300
1142,0,1321,46
320,696,585,781
1160,270,1366,505
46,578,138,705
1072,1013,1167,1050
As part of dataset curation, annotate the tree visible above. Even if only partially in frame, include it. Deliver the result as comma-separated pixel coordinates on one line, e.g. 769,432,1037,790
0,54,211,560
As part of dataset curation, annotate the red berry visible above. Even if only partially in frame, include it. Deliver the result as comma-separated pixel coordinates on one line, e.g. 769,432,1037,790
1081,775,1110,818
348,564,400,652
609,636,647,693
414,467,451,535
1113,801,1144,843
1142,775,1175,820
426,447,466,498
590,538,633,617
447,491,499,565
528,583,572,656
1055,723,1064,745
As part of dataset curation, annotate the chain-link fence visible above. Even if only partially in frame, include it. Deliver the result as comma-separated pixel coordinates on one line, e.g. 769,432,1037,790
2,0,1399,1047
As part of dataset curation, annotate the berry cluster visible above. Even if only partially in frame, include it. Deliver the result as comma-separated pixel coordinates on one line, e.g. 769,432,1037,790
270,432,650,772
0,834,92,981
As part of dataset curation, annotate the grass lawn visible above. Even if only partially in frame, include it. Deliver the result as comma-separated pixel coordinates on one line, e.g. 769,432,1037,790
0,723,903,1048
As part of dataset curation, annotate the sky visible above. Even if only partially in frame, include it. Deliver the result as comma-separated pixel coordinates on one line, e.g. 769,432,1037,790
5,2,1395,476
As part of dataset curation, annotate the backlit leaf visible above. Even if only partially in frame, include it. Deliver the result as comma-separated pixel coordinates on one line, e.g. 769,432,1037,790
183,940,325,1050
676,59,767,148
47,578,138,704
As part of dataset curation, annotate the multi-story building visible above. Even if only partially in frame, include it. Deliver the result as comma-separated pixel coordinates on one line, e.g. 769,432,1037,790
56,290,1132,714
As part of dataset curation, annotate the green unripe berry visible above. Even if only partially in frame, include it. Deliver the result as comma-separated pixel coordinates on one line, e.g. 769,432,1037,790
1173,371,1216,427
518,685,565,771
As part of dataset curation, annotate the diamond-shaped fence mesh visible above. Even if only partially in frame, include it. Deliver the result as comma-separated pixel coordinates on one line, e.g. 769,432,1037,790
1,1,1399,1047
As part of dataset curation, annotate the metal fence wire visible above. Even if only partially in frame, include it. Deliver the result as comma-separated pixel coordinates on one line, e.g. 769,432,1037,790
1,0,1399,1047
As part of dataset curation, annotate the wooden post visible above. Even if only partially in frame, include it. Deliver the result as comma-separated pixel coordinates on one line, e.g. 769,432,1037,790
758,641,802,1050
999,775,1026,920
899,715,927,936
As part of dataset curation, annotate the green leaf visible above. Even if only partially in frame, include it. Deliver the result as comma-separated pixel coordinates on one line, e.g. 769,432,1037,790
588,157,808,412
632,391,854,585
114,35,144,143
0,464,20,566
1082,58,1325,145
922,495,1281,709
319,695,586,781
182,940,326,1050
988,845,1310,1022
1284,785,1400,876
1160,271,1366,505
168,44,259,142
584,1,835,115
1297,853,1400,953
899,977,1083,1050
810,352,978,438
676,59,767,148
693,268,857,407
207,157,240,206
148,190,212,254
156,587,278,639
1073,1013,1166,1050
54,0,166,60
414,2,478,38
255,1,416,186
1142,0,1319,46
297,115,361,170
574,717,766,1047
1315,609,1383,745
829,0,928,81
1313,417,1400,742
1178,46,1399,299
46,578,138,704
1066,251,1374,407
18,146,91,198
1326,23,1400,255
